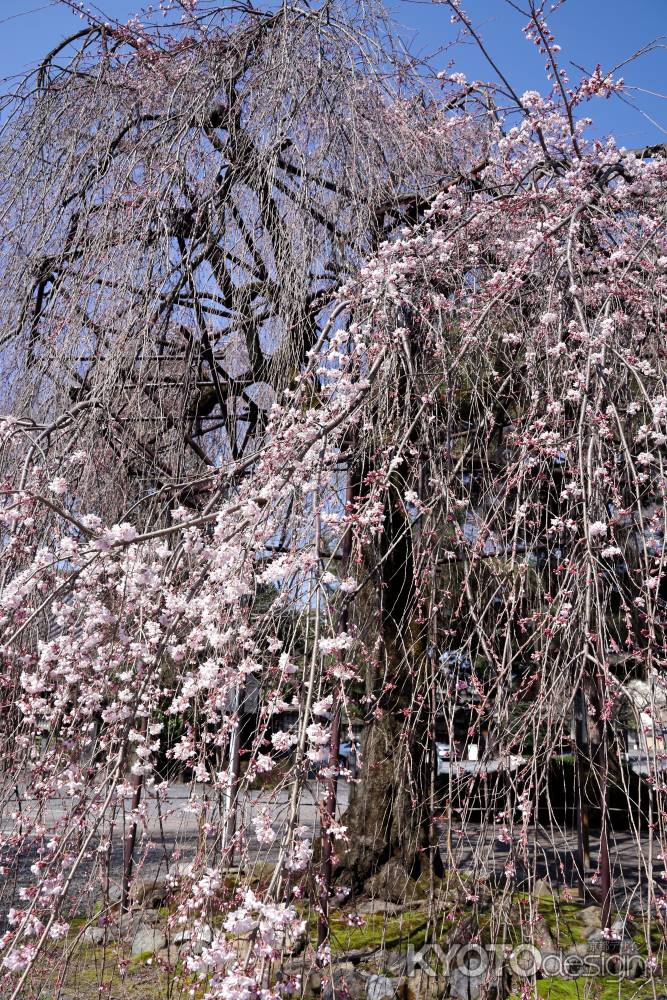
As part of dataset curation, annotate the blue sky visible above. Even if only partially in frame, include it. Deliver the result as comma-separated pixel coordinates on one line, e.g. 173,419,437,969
1,0,665,147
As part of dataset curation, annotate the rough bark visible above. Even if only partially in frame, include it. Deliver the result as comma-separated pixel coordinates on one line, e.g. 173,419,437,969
341,709,432,888
339,475,440,888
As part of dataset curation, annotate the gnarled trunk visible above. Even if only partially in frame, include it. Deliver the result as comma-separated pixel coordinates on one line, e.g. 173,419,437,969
339,473,440,889
341,708,432,888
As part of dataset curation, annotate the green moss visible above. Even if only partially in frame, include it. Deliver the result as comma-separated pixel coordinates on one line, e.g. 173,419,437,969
321,911,431,955
68,914,90,929
23,936,203,1000
539,902,589,947
630,920,666,958
406,873,439,902
525,975,666,1000
130,949,158,964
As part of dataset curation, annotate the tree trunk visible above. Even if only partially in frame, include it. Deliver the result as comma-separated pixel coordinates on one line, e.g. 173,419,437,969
339,474,440,889
340,709,432,888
